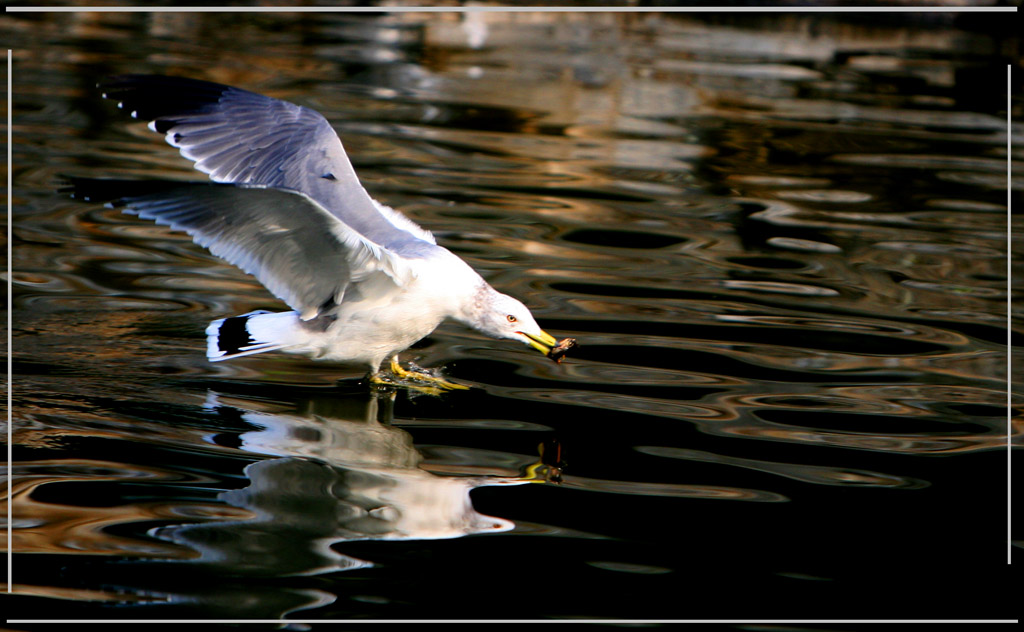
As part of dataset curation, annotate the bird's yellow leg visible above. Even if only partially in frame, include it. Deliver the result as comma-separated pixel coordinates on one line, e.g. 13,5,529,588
522,440,564,484
386,357,469,391
369,375,443,397
368,371,397,386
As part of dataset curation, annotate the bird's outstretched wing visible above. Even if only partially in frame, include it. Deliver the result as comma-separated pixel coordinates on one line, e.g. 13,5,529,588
98,75,434,253
64,178,417,320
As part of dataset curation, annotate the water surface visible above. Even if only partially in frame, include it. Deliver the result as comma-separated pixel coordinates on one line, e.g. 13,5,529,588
5,10,1020,622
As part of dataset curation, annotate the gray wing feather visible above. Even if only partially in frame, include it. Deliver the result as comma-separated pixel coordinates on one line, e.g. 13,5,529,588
100,75,435,253
96,181,416,320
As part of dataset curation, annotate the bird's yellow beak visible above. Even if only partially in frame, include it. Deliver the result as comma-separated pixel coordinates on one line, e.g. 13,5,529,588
520,330,558,355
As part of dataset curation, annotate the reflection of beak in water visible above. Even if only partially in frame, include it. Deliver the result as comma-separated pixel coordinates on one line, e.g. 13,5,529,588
150,391,535,578
524,438,566,484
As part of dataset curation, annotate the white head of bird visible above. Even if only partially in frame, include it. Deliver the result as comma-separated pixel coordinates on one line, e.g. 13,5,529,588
458,284,559,356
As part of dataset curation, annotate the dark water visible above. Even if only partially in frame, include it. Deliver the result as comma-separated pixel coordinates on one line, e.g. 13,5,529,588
5,10,1020,623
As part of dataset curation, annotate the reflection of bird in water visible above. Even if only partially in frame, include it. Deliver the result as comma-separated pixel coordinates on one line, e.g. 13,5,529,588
66,75,575,390
149,391,558,578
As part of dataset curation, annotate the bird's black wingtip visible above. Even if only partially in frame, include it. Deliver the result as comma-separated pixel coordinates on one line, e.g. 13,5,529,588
57,174,99,200
58,175,125,205
59,176,186,206
96,74,238,122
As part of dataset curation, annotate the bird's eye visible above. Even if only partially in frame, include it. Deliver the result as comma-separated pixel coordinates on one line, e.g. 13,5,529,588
507,314,517,323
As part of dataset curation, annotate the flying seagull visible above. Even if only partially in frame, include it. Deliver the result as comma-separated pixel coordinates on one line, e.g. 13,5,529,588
66,75,575,388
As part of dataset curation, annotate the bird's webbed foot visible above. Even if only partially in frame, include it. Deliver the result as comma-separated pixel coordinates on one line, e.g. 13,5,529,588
368,357,469,394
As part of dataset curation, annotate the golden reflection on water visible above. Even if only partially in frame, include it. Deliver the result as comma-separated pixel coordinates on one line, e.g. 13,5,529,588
4,583,154,605
8,459,212,559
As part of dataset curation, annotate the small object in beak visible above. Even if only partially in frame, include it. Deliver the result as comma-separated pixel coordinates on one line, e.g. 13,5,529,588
547,337,577,363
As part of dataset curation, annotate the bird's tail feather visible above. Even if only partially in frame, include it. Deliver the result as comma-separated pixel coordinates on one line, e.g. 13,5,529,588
206,310,295,361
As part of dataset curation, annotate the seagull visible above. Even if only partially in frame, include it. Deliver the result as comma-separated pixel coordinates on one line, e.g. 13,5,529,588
66,75,574,389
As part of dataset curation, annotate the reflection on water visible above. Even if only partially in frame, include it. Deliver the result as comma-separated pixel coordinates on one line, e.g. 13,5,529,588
6,9,1019,621
170,392,520,578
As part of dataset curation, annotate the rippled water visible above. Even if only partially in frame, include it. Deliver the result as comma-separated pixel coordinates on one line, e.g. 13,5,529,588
5,10,1020,622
